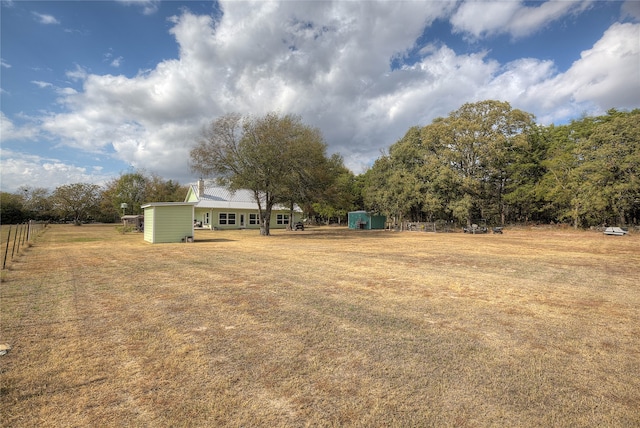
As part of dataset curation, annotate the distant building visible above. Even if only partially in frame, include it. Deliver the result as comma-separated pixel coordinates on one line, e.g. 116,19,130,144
120,214,144,231
348,211,386,230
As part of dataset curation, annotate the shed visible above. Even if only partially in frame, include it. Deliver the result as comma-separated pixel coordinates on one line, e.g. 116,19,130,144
141,202,196,243
121,214,144,231
348,211,386,230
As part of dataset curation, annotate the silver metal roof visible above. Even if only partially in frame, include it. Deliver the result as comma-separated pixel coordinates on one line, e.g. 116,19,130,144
189,181,300,211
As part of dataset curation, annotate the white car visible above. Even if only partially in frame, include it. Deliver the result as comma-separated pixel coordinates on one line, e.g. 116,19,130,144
603,227,628,236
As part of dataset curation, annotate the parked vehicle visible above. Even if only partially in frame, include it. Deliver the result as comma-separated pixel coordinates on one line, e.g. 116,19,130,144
603,227,628,236
463,220,488,234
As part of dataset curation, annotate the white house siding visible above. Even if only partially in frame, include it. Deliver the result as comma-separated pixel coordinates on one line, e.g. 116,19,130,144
194,208,299,230
143,208,154,242
186,191,198,203
187,181,302,230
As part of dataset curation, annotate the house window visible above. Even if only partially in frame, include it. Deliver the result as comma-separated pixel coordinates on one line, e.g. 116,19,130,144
276,214,289,225
203,212,210,225
249,213,260,225
219,213,236,225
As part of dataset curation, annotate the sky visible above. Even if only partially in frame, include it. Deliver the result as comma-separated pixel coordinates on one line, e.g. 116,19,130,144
1,0,639,193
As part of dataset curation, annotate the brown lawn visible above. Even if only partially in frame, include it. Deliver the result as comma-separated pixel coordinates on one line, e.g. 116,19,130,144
1,224,639,427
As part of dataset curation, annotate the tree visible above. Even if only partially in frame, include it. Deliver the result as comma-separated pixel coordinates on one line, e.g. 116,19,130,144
274,129,336,229
310,155,360,224
100,171,189,222
0,192,26,224
360,102,637,228
363,127,431,224
502,125,551,223
572,109,640,226
190,112,331,235
18,186,54,221
145,175,188,203
363,102,537,227
52,183,101,225
596,109,640,225
116,172,148,215
439,100,535,225
538,109,640,228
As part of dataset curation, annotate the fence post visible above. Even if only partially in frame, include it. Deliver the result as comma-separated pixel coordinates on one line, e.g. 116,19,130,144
3,225,11,269
16,224,22,256
11,224,19,260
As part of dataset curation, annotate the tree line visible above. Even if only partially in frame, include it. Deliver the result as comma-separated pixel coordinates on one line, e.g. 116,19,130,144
361,101,639,228
1,172,188,225
2,101,637,230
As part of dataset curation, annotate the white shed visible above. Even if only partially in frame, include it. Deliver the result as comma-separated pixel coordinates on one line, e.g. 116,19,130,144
142,202,196,243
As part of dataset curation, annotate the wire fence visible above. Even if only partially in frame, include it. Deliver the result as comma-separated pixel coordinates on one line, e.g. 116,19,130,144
1,221,48,270
401,221,456,233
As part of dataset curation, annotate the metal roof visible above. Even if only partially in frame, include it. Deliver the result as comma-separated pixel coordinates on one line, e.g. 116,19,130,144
188,181,300,211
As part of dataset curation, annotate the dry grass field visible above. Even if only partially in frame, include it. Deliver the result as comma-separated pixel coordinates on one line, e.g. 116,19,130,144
1,224,639,427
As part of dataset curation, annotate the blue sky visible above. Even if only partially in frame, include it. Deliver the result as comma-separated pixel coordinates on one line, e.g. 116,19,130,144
1,0,639,193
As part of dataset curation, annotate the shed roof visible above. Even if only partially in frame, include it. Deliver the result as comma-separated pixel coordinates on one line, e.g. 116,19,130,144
141,202,196,209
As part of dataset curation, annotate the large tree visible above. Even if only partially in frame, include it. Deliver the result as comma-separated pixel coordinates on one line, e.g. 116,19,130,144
0,192,26,224
586,109,640,226
18,186,54,221
102,171,189,221
540,109,640,228
439,100,536,225
363,102,536,226
52,183,102,225
190,112,331,235
311,154,360,224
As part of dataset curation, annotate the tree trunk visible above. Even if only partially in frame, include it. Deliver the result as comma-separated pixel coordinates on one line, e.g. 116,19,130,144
261,205,272,236
288,202,295,230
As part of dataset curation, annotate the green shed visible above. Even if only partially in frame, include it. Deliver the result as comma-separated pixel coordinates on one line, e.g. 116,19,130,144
142,202,196,243
348,211,386,230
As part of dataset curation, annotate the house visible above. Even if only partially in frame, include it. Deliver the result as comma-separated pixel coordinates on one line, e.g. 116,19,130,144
348,211,387,230
141,202,196,243
185,179,302,230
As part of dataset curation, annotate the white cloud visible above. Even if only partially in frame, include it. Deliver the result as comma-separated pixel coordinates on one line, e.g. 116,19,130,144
34,3,455,175
103,49,123,67
0,112,39,142
7,1,639,182
31,80,53,89
65,64,89,81
0,149,111,193
56,87,78,96
116,0,159,15
1,58,11,68
450,0,590,39
110,56,124,68
522,22,640,123
32,11,60,25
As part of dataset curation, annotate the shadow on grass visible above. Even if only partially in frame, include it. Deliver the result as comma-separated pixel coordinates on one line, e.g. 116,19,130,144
193,238,237,243
277,228,390,240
